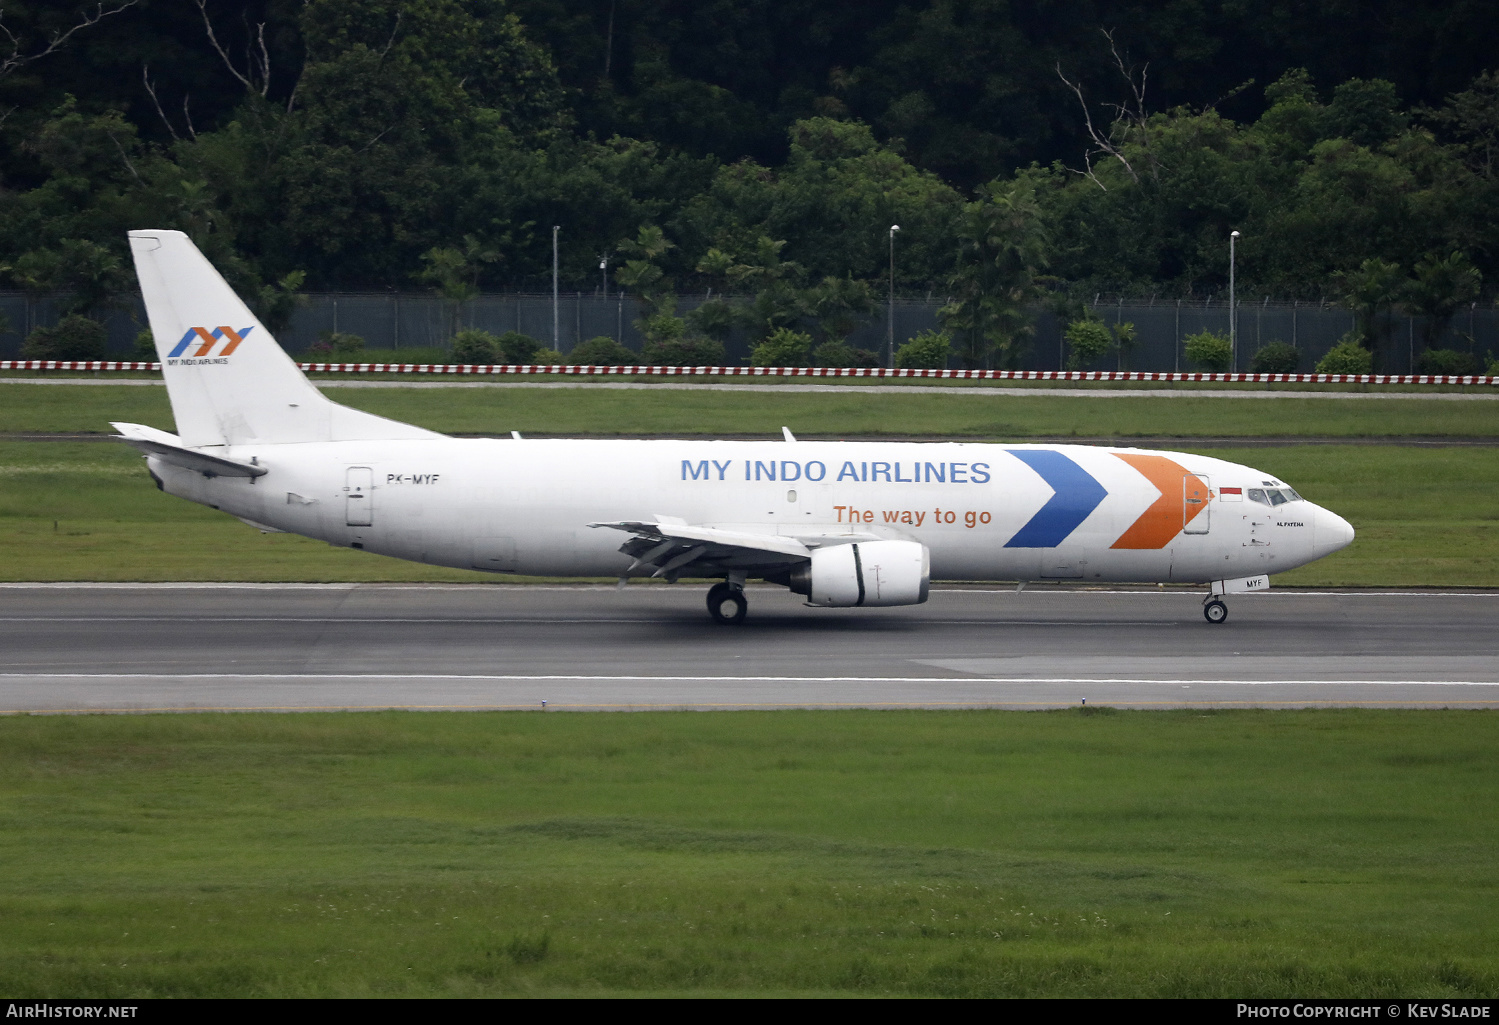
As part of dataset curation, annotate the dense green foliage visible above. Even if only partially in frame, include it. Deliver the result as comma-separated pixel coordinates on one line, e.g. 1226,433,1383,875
451,329,502,364
894,328,953,370
17,314,107,359
813,339,879,369
749,327,812,368
495,330,543,364
1065,316,1114,370
1418,348,1485,376
1028,71,1499,302
1317,339,1375,375
568,336,635,366
1184,330,1232,372
1249,341,1303,374
448,329,547,364
0,1,1495,369
1,709,1497,996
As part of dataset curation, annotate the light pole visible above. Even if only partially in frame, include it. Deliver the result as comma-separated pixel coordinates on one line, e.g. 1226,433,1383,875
552,225,560,351
1229,229,1240,372
887,224,900,368
598,254,609,296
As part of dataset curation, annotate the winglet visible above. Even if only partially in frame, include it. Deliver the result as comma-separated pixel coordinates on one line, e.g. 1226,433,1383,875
782,426,797,442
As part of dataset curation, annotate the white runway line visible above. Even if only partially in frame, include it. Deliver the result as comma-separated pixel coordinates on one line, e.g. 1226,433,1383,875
5,673,1499,686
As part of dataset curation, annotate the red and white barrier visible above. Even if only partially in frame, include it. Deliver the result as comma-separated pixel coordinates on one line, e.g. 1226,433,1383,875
1,359,1495,387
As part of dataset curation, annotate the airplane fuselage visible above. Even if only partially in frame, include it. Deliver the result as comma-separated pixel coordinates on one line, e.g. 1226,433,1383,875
147,438,1350,585
120,228,1357,624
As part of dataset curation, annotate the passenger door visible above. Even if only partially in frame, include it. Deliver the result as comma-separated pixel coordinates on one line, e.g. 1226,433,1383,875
1183,474,1210,534
345,466,374,526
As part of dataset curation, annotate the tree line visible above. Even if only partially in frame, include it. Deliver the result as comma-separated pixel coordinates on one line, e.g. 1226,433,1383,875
0,1,1495,369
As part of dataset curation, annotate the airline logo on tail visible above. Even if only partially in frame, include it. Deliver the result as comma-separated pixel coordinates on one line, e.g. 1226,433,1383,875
166,326,254,363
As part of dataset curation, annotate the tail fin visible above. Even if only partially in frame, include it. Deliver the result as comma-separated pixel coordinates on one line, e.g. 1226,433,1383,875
128,230,439,447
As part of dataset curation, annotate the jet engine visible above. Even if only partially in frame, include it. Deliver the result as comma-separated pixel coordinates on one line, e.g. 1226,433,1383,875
789,540,930,607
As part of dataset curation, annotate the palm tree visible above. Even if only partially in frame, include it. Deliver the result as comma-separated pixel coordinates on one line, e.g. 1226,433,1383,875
1404,252,1482,353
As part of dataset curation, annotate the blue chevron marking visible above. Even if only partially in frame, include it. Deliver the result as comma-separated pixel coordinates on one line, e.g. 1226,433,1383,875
1002,450,1108,548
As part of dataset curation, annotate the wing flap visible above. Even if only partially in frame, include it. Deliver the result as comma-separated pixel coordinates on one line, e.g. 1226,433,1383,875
589,519,811,579
591,520,811,558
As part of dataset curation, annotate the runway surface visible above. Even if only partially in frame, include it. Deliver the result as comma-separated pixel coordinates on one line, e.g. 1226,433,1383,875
1,585,1496,712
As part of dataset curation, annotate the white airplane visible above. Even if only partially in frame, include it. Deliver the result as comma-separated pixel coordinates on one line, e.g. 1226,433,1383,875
116,230,1354,625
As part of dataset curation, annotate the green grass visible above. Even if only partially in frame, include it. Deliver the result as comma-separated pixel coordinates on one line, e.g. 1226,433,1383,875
0,709,1495,997
1199,446,1499,587
6,381,1499,437
2,442,1496,585
0,384,175,434
0,443,489,583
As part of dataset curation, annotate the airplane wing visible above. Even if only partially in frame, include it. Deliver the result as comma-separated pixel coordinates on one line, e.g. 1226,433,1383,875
586,519,806,580
589,518,888,580
111,421,268,478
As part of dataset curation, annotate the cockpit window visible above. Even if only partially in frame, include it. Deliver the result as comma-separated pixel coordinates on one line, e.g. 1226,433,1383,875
1249,487,1301,506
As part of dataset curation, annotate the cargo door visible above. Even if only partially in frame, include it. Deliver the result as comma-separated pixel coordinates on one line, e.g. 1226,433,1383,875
345,466,373,526
1183,474,1210,534
1039,550,1085,578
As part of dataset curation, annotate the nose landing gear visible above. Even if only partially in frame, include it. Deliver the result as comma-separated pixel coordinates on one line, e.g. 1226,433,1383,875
1203,597,1228,624
707,580,748,625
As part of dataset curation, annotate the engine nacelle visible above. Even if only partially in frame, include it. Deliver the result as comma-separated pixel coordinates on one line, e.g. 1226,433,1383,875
790,540,930,607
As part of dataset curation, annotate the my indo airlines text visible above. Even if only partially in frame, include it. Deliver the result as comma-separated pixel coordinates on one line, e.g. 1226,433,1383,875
682,459,991,484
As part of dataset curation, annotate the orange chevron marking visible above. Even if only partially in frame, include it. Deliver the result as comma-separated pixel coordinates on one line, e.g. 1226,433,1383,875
216,326,246,356
1110,453,1212,549
189,326,218,357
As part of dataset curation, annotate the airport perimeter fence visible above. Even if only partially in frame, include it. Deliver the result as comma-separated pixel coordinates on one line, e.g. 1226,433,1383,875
2,290,1497,375
4,359,1494,387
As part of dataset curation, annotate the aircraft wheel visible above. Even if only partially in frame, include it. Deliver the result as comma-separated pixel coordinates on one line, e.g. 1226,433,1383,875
707,582,748,625
1203,599,1228,624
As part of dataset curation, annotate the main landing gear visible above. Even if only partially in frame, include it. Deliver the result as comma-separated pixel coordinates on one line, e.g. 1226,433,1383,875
1203,597,1228,624
707,581,748,625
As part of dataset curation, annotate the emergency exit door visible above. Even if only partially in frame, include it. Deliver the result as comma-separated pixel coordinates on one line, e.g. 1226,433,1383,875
1183,474,1210,534
345,466,373,526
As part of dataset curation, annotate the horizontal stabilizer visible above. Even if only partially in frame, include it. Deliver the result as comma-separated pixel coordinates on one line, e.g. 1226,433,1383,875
111,422,267,478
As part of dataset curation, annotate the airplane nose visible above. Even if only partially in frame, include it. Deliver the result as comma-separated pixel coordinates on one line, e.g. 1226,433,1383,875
1313,506,1355,556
